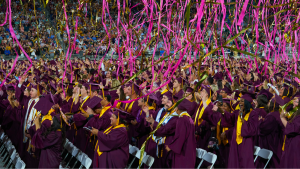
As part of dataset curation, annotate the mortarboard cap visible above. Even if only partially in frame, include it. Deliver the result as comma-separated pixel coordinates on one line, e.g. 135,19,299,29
185,87,194,93
34,95,54,115
177,99,190,111
241,91,256,103
163,91,173,101
221,86,232,95
258,89,273,100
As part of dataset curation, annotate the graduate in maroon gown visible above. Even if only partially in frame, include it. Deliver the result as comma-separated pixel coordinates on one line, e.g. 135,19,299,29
202,98,235,168
280,97,300,168
144,91,174,168
90,110,129,168
66,83,91,151
184,87,198,117
16,76,43,168
256,90,284,168
133,94,156,149
194,86,214,150
32,114,65,168
1,86,22,150
84,94,112,165
122,82,141,145
222,91,258,168
166,99,196,168
172,77,184,102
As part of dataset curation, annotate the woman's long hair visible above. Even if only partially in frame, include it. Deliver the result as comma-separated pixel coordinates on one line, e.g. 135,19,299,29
119,87,126,101
268,100,280,113
244,99,253,114
42,116,66,147
257,95,269,113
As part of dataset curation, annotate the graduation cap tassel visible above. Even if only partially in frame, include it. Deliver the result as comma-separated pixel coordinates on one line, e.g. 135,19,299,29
102,88,105,98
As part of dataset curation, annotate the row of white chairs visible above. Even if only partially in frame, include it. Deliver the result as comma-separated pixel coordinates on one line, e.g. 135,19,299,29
254,146,273,169
127,144,155,169
59,139,92,169
127,145,217,169
196,146,273,169
0,129,26,169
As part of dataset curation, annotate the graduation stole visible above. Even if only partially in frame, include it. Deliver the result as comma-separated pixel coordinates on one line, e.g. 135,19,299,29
41,108,55,123
216,119,229,145
95,124,126,156
66,96,71,102
236,110,252,145
115,99,122,109
99,105,111,118
179,112,191,118
24,99,39,134
194,99,211,126
125,97,137,113
151,109,175,142
235,104,240,110
282,136,286,151
140,106,155,115
79,96,90,114
161,88,168,95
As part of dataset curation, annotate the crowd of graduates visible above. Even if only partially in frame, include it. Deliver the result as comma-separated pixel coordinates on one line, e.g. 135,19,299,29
0,56,299,168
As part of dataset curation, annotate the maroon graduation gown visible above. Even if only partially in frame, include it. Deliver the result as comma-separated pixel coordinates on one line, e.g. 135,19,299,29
280,115,300,168
153,113,178,168
15,85,40,168
0,99,10,124
84,109,112,165
2,105,22,151
93,126,129,168
173,89,184,101
121,100,140,145
135,109,155,149
194,103,213,150
186,100,198,117
254,107,268,145
222,110,259,168
257,111,284,168
202,107,234,168
168,115,196,168
32,129,63,168
69,97,91,151
144,108,167,168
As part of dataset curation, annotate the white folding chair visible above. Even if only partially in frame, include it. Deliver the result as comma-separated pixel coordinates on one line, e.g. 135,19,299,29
127,145,139,168
196,148,207,169
198,152,217,169
0,137,9,153
61,143,76,168
3,146,16,165
254,148,273,169
62,142,73,161
65,146,80,167
15,157,26,169
133,150,147,168
140,155,154,169
79,154,92,169
71,150,84,168
0,132,5,141
1,141,12,162
254,146,261,161
7,148,17,168
64,139,69,148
